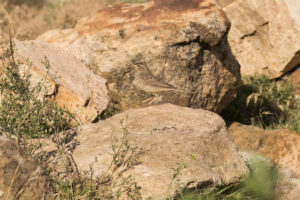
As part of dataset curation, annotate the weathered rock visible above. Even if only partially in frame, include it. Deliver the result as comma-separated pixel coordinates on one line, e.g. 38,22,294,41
12,39,110,124
39,0,241,113
276,168,300,200
224,0,300,78
41,104,248,199
228,122,300,178
0,134,50,200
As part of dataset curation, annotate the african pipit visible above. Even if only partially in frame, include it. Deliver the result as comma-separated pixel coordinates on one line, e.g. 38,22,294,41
130,62,185,104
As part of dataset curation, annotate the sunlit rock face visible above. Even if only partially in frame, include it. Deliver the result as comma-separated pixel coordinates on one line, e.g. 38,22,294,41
38,104,249,199
13,39,110,124
224,0,300,79
39,0,241,113
228,122,300,178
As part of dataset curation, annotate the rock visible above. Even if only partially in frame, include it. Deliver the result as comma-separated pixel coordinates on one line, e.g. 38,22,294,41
42,104,248,199
39,0,241,113
0,134,50,200
228,122,300,178
12,39,110,124
224,0,300,78
276,168,300,200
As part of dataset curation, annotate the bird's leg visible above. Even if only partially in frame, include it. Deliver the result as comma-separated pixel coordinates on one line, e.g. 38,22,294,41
144,93,160,105
142,95,154,103
142,98,153,103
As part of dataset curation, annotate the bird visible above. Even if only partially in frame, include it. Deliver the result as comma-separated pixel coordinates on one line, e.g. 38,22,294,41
130,62,186,104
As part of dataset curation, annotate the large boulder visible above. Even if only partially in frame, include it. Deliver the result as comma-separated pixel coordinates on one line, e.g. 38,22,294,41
40,104,248,199
11,39,110,124
0,134,50,200
228,122,300,178
224,0,300,78
39,0,241,113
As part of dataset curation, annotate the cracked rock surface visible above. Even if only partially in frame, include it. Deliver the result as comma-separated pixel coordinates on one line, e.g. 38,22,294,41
224,0,300,78
12,39,110,124
39,0,241,113
34,104,249,199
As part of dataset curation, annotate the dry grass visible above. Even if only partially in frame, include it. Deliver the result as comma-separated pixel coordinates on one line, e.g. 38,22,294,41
221,74,300,134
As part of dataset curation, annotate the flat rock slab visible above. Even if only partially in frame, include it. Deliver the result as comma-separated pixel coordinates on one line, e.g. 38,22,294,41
13,39,109,124
228,122,300,178
224,0,300,78
44,104,248,199
39,0,241,113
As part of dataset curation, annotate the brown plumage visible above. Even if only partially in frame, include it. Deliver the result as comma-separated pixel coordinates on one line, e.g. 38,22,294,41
130,62,185,104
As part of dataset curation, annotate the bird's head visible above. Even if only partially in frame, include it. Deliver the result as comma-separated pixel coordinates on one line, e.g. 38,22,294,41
130,61,149,73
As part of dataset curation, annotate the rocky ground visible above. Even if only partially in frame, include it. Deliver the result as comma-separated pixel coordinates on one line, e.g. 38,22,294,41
0,0,299,199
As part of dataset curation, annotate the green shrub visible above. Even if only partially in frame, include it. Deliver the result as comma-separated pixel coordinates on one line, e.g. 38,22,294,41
0,41,73,138
1,0,46,8
221,74,300,133
178,159,279,200
45,120,142,200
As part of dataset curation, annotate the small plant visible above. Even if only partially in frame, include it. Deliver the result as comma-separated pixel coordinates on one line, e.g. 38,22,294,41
108,118,143,199
0,38,73,138
43,118,143,200
44,0,64,24
1,0,46,8
0,39,143,200
177,159,279,200
221,74,300,133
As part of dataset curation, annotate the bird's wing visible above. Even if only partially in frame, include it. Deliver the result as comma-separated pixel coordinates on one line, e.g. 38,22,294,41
142,72,176,89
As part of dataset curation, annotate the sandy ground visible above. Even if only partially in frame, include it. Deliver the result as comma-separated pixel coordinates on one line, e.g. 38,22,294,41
0,0,123,46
